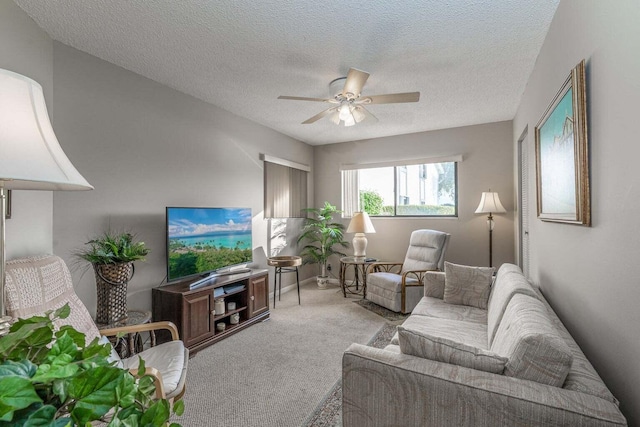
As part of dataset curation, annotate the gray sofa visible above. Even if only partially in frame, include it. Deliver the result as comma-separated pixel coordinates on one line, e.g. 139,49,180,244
342,263,627,426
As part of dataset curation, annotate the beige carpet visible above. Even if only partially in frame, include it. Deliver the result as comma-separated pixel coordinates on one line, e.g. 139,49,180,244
173,282,385,426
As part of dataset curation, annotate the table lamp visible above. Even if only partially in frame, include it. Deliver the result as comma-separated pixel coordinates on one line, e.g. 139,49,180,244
347,212,375,259
475,191,506,267
0,68,93,335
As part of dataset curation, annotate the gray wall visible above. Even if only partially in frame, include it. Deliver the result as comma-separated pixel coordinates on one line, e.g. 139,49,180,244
513,0,639,423
314,121,515,268
50,43,313,315
0,0,54,259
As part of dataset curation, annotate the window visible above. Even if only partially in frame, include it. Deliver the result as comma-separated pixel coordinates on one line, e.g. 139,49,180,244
342,159,458,217
263,155,309,218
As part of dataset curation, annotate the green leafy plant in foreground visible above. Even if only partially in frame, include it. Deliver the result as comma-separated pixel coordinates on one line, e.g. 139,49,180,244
0,304,183,426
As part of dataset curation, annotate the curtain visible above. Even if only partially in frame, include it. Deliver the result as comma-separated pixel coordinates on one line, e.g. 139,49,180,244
341,169,359,218
264,161,307,218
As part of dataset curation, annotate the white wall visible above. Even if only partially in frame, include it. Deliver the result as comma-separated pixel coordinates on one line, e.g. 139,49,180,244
50,43,313,315
314,121,514,268
0,0,54,259
513,1,640,423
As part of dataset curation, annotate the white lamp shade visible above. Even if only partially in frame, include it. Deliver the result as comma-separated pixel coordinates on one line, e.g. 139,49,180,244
347,212,376,234
0,68,93,191
475,192,506,214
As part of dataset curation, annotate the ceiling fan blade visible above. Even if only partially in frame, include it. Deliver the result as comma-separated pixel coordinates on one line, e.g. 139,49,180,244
342,68,370,98
359,92,420,104
302,107,337,124
278,95,333,102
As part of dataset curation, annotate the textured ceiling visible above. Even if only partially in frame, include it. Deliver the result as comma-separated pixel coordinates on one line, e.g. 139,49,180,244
14,0,559,146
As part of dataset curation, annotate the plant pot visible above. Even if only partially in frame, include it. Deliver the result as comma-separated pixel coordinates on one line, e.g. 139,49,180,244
94,262,134,324
317,275,329,289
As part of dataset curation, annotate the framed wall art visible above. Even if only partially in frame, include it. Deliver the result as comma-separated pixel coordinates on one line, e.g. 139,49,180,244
535,60,590,226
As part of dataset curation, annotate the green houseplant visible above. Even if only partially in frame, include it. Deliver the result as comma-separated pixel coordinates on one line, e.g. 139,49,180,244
76,231,150,324
0,304,183,426
297,202,349,288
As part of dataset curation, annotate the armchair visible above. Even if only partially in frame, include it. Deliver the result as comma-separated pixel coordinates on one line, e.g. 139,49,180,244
366,229,450,313
4,255,187,401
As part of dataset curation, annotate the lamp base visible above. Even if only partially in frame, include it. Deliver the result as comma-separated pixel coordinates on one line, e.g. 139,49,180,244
352,233,368,259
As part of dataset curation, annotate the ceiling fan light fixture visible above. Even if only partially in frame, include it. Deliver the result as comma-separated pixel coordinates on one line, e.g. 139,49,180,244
330,110,340,125
352,106,366,123
343,115,356,127
338,102,351,121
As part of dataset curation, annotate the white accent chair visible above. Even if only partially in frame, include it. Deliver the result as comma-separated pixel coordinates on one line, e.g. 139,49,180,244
4,255,188,401
366,229,450,313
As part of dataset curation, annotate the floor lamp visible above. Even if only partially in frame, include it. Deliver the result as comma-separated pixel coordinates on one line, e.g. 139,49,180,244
475,191,506,268
0,68,93,335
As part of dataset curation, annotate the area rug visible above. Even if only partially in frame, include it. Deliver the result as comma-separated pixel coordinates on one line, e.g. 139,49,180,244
354,298,410,322
302,323,397,427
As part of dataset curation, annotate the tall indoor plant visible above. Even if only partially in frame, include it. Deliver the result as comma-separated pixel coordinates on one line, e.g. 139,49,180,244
0,304,183,426
76,231,150,324
297,202,349,288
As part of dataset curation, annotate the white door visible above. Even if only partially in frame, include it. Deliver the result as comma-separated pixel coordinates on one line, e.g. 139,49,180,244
518,130,530,278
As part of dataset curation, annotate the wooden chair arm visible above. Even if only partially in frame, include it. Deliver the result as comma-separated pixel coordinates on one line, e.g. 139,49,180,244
401,269,439,287
129,366,166,399
366,262,403,274
99,321,180,341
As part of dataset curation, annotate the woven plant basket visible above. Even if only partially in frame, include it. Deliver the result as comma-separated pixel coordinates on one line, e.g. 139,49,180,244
94,262,134,324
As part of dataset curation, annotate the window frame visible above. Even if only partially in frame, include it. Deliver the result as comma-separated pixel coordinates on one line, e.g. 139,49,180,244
342,158,460,218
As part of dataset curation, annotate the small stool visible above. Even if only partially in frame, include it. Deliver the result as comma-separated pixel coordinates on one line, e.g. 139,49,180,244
267,256,302,307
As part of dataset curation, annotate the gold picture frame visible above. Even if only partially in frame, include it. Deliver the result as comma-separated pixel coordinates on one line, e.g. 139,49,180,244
535,60,590,226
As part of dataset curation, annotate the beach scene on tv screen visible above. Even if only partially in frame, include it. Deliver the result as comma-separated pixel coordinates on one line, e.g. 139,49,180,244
168,208,252,280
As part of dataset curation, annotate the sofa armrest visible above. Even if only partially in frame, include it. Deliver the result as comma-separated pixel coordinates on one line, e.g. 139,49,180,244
423,271,445,298
342,344,626,427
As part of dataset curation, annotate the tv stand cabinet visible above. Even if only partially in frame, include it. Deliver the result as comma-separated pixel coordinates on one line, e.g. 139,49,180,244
152,269,269,354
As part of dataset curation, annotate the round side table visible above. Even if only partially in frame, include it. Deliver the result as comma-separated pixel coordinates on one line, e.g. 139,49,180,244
96,310,151,358
339,256,377,298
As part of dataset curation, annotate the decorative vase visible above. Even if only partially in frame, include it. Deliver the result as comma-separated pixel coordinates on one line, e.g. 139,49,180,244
317,276,329,289
94,262,134,324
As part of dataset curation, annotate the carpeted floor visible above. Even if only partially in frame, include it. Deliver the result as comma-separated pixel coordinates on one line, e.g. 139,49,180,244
172,283,386,426
353,299,410,322
301,323,397,427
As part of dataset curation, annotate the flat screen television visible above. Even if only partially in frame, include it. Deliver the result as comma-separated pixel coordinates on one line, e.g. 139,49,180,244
166,207,253,283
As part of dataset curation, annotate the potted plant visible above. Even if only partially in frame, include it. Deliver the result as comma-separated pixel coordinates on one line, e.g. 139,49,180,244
0,304,183,426
76,231,150,324
297,202,349,288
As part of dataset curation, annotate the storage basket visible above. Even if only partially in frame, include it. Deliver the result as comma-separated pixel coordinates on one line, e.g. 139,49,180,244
94,262,134,324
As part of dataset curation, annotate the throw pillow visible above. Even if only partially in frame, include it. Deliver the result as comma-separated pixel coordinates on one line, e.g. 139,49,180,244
398,325,507,374
443,262,494,309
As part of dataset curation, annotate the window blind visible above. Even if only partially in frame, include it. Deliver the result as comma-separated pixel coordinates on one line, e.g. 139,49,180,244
264,159,308,218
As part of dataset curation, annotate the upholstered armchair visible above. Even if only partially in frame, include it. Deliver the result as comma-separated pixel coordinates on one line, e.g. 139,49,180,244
4,255,188,401
366,229,450,313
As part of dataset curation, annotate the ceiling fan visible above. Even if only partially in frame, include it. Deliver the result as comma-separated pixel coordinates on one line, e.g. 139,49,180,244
278,68,420,127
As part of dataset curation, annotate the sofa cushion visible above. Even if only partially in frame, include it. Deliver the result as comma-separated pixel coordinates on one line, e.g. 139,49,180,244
398,325,507,374
486,263,539,345
533,289,618,405
443,262,494,309
412,297,488,324
391,315,489,348
491,294,573,387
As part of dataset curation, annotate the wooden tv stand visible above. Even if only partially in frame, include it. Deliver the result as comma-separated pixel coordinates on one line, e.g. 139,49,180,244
152,269,269,354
